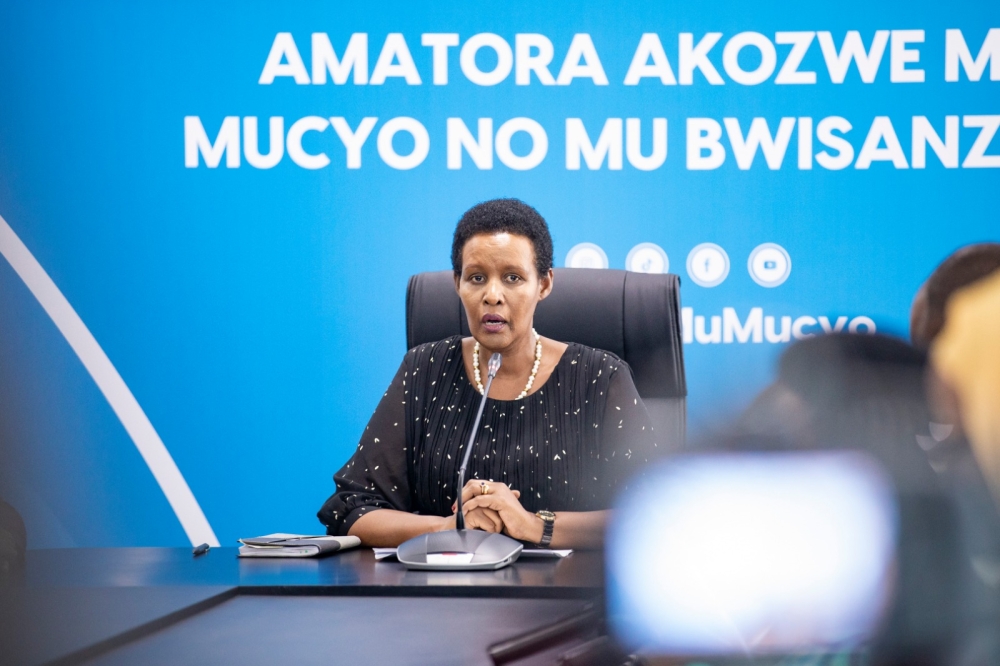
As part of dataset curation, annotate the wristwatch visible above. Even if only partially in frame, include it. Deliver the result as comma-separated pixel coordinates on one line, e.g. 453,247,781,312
535,510,556,548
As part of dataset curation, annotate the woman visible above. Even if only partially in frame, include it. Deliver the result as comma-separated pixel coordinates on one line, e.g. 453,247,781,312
318,199,659,548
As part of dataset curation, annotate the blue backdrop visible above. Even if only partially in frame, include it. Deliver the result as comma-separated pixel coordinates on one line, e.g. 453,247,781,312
1,0,997,547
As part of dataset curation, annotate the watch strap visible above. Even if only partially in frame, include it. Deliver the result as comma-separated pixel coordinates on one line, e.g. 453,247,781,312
536,510,555,548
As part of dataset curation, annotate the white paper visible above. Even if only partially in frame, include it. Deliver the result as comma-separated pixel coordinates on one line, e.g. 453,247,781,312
519,549,573,558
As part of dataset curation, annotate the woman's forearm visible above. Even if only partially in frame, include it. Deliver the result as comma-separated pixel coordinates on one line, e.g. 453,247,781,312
349,506,608,549
348,509,454,547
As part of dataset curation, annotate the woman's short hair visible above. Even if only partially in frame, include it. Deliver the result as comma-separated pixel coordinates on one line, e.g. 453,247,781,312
451,199,553,276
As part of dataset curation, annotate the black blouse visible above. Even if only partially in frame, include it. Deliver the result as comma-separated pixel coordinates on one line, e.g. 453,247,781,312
318,336,661,536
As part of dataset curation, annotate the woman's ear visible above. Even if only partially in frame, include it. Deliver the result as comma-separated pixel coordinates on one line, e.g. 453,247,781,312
538,269,554,301
453,272,461,293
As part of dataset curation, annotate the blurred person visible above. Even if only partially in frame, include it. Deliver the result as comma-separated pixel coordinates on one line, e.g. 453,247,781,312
910,242,1000,350
932,269,1000,508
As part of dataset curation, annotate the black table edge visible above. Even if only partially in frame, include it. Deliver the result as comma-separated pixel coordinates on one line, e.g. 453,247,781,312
236,585,601,599
43,587,239,666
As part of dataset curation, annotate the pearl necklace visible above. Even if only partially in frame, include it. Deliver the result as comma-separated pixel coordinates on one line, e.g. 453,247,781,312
473,329,542,400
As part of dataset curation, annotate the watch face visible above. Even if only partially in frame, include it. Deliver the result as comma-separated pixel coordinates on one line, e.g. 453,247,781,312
538,510,555,522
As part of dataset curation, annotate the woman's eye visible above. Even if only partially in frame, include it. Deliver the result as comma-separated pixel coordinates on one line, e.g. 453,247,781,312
505,275,521,283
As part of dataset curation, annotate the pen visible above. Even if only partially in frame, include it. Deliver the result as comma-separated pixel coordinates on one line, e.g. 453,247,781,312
192,543,210,557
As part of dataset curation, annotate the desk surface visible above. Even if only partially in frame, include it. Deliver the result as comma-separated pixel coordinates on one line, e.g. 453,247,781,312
83,596,595,666
26,546,604,598
6,547,605,665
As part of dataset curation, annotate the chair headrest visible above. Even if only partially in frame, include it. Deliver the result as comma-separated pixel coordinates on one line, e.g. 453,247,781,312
406,268,687,399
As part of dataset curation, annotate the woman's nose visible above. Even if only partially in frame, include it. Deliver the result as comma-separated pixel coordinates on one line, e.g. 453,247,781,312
484,279,504,304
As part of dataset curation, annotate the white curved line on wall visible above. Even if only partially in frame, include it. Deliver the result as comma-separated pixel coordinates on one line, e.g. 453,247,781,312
0,214,219,547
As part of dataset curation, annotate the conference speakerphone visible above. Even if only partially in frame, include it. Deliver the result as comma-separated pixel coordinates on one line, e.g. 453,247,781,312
397,530,523,571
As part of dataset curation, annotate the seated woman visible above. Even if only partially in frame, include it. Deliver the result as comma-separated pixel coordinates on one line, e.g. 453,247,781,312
318,199,661,548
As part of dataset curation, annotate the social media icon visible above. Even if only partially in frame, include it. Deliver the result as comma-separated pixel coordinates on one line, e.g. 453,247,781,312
686,243,730,288
565,243,609,269
748,243,792,287
626,243,669,274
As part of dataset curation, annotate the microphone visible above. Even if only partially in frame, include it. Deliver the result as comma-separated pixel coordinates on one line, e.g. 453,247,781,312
396,350,524,570
455,352,501,530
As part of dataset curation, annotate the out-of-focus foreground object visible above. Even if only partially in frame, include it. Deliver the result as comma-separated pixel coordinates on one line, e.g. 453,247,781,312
731,332,1000,665
0,499,26,587
607,451,897,658
932,269,1000,507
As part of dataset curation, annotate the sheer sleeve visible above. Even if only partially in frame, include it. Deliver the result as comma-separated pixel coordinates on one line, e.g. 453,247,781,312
317,353,413,536
597,361,661,498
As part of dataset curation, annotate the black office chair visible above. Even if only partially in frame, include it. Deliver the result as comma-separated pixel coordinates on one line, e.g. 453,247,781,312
405,268,687,450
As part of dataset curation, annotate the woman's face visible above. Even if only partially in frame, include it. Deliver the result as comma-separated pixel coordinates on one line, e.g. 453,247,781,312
456,232,553,352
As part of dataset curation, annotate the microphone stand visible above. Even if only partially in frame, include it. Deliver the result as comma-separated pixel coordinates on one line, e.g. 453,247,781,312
397,350,524,570
455,352,501,530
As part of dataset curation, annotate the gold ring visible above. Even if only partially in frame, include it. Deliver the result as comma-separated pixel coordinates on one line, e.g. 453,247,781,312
480,482,489,495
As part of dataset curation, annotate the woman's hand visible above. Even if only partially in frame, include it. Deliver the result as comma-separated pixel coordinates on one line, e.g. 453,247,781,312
463,507,505,533
450,492,505,533
459,479,544,543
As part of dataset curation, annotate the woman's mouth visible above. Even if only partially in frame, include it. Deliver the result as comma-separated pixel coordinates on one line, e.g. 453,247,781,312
481,314,507,334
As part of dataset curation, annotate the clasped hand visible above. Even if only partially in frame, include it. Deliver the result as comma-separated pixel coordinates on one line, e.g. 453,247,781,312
451,479,543,543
